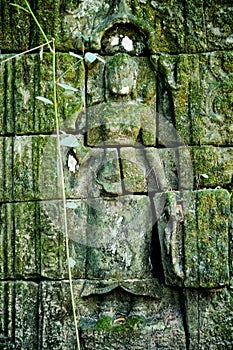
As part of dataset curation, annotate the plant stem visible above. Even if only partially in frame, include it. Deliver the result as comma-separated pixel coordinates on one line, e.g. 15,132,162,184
24,0,52,52
52,38,81,350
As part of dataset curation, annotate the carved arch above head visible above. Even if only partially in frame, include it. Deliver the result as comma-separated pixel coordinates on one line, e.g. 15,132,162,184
89,15,156,54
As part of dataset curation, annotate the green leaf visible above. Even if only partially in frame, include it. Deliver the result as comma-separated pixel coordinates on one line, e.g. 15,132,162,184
36,96,53,105
10,3,29,12
85,52,105,64
68,257,76,268
66,202,78,209
85,52,98,63
60,134,79,147
57,82,79,92
69,52,83,60
201,173,209,179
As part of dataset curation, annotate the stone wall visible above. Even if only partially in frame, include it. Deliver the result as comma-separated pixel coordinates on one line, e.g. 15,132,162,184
0,0,233,349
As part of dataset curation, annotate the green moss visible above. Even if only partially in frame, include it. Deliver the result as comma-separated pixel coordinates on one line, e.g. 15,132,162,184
94,316,113,331
93,315,146,333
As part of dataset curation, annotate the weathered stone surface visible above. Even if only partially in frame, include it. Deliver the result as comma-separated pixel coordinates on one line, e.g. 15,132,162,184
0,200,87,279
185,0,207,53
84,196,153,292
230,194,233,287
155,189,230,287
1,1,232,54
178,146,194,190
120,147,187,193
0,202,40,279
87,102,156,146
86,59,105,106
185,288,233,349
40,199,88,279
158,51,233,146
0,281,38,349
205,2,233,51
41,281,186,349
120,148,147,193
64,147,122,198
40,280,82,349
191,146,233,189
0,53,85,135
0,135,60,202
0,0,31,51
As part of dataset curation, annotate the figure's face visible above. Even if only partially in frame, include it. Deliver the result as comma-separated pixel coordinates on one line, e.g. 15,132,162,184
106,53,138,96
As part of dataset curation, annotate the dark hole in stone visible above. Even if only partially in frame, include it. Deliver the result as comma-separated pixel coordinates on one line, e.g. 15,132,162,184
101,23,149,56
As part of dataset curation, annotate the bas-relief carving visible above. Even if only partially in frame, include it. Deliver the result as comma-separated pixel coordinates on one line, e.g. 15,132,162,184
0,5,232,348
57,21,189,347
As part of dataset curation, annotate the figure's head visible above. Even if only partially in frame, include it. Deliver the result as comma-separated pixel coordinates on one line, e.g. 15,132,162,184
106,53,138,99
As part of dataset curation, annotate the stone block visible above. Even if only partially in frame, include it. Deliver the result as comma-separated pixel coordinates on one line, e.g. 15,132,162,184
120,147,193,194
158,51,233,146
185,288,233,349
40,199,87,279
0,199,89,279
0,281,38,349
120,148,148,193
87,101,155,146
64,147,122,198
36,135,62,200
0,136,37,202
0,135,60,202
157,148,180,190
194,190,230,286
177,146,194,190
155,189,230,287
0,137,13,202
194,51,233,145
87,59,105,106
205,3,233,51
145,148,171,192
85,196,153,287
40,281,83,349
13,203,40,278
157,53,197,146
0,1,31,51
0,202,40,278
191,146,233,189
143,1,185,53
0,53,85,135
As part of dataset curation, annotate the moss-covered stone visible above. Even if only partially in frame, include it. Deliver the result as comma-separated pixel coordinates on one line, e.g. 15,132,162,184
63,147,122,198
205,3,233,52
158,51,233,146
41,282,186,349
185,288,233,349
0,0,31,51
0,281,38,349
0,1,232,349
85,196,153,284
120,148,147,193
87,101,155,146
191,146,233,189
0,53,85,135
156,189,230,287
